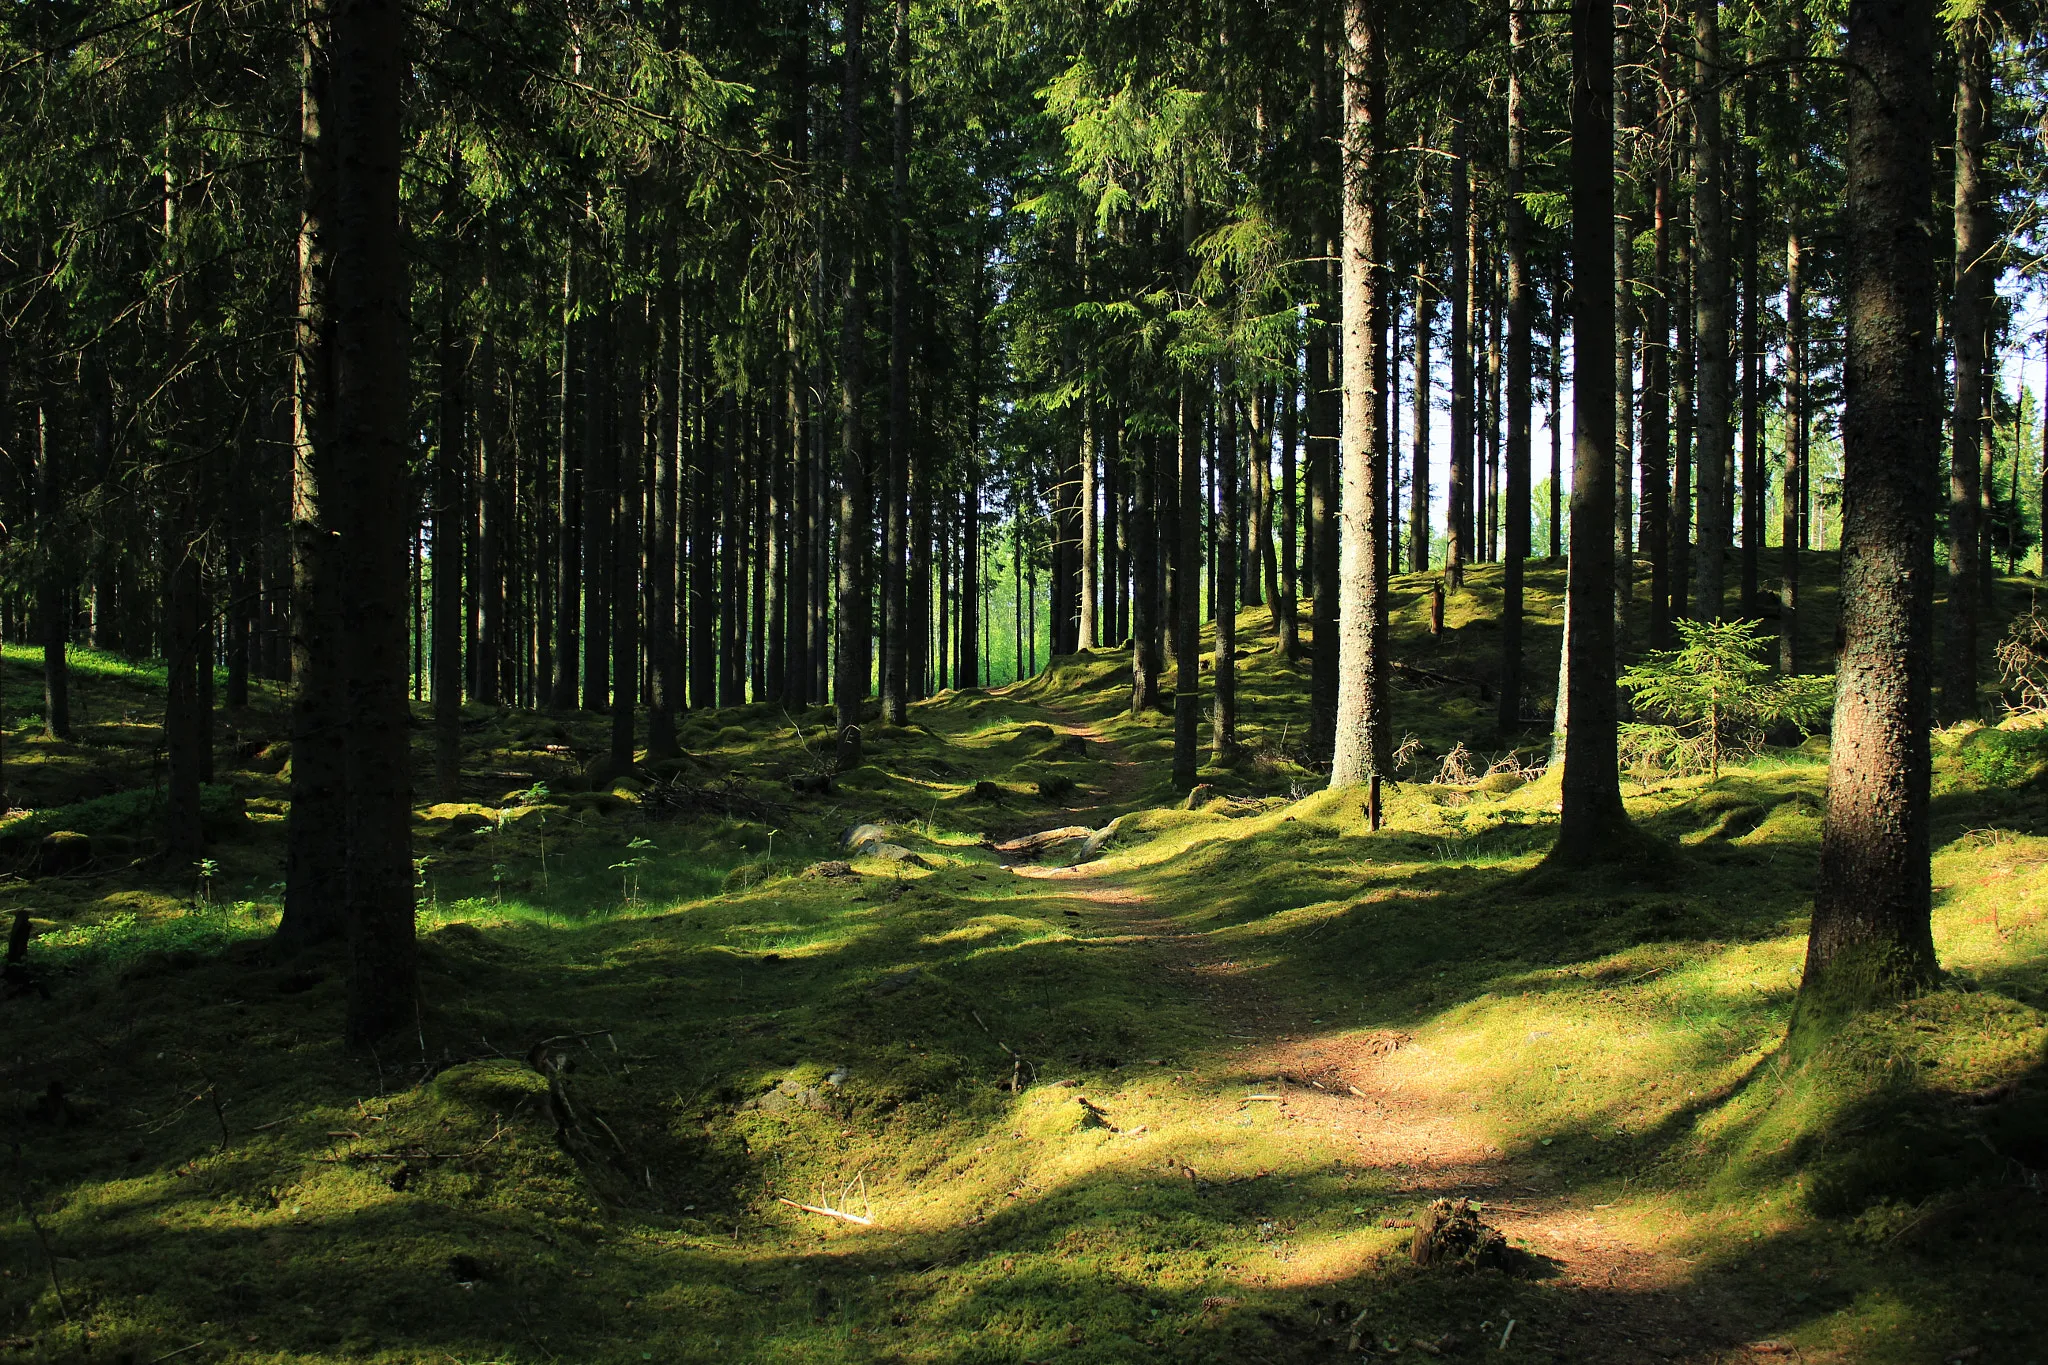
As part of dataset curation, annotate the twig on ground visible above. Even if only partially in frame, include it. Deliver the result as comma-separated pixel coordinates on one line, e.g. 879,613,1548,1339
778,1196,875,1226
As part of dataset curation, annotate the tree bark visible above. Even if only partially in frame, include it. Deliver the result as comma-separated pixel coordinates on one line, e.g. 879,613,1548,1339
551,243,580,710
1644,139,1672,648
32,400,70,740
280,14,347,950
1942,19,1992,722
1501,0,1531,736
432,214,466,801
648,234,681,757
1800,0,1941,1023
1555,0,1631,859
1739,84,1763,617
1213,375,1240,760
1172,189,1205,789
329,0,417,1043
610,192,645,771
834,0,870,767
1448,120,1472,587
1691,0,1731,621
1330,0,1386,815
880,0,911,725
1411,251,1432,571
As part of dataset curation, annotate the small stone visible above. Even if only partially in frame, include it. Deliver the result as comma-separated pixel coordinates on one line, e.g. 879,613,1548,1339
803,860,859,878
1184,784,1216,810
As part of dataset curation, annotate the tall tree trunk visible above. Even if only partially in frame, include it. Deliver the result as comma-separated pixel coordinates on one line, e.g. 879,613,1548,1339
1213,375,1240,760
1691,0,1731,621
720,395,745,706
1942,19,1992,721
1739,85,1763,616
330,0,417,1043
1644,141,1673,647
1549,297,1563,559
834,0,870,766
1501,0,1531,736
1411,254,1432,571
1555,0,1631,859
880,0,911,724
1781,25,1807,673
1330,0,1386,818
281,18,347,951
32,400,70,740
1081,390,1100,646
551,245,580,710
690,326,717,709
476,330,503,705
1279,361,1302,656
1172,189,1205,790
1799,0,1941,1022
610,194,645,772
1447,120,1472,587
581,294,612,711
1673,174,1695,617
432,229,466,801
648,235,681,757
1614,74,1636,658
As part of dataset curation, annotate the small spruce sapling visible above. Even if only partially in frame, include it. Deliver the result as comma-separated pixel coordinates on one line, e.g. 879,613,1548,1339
611,837,655,910
1619,618,1833,779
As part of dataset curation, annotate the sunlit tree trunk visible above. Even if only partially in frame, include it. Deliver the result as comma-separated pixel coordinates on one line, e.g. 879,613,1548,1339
1800,0,1941,1024
834,0,870,767
1942,18,1993,722
1329,0,1387,819
1500,0,1531,736
1691,0,1731,621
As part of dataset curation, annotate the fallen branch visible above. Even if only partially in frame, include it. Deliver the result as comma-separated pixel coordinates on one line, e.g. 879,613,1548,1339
778,1196,874,1226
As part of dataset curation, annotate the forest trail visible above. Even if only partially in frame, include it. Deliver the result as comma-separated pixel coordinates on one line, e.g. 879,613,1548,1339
981,688,1776,1362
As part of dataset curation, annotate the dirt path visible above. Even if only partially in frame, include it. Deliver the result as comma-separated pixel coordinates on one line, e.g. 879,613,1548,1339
987,691,1774,1364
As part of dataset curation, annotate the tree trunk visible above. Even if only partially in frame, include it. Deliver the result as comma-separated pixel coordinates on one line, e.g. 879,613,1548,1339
1644,142,1672,648
610,193,645,772
1411,252,1432,571
581,293,612,711
1781,29,1807,673
329,0,417,1044
1555,0,1631,859
1799,0,1941,1023
1279,362,1302,657
1172,191,1204,790
432,232,466,801
1330,0,1386,815
280,18,348,951
1942,20,1992,722
648,235,681,757
880,0,911,725
1739,85,1763,617
834,0,870,767
1673,175,1694,617
551,245,580,710
1691,0,1731,621
1549,298,1563,560
1213,376,1240,760
32,400,70,740
1501,1,1531,736
1447,120,1472,587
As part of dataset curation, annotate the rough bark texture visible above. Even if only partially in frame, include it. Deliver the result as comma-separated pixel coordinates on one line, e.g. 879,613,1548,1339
1329,0,1386,809
1500,2,1530,736
1410,251,1432,572
1942,22,1992,722
1555,0,1630,859
1447,122,1472,586
1172,194,1204,790
880,0,910,726
1691,0,1731,621
280,15,347,950
1213,379,1240,761
1644,148,1672,648
1799,0,1941,1025
834,0,869,769
432,244,466,800
329,0,417,1044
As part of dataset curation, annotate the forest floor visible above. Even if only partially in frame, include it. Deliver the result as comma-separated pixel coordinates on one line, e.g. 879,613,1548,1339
3,558,2048,1365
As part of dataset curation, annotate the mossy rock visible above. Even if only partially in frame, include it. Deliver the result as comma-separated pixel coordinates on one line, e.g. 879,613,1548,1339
715,725,754,746
1473,770,1525,795
432,1061,548,1116
1013,724,1056,745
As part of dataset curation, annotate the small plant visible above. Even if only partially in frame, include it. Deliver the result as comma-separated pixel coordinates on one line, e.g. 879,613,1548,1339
611,837,656,910
192,858,218,908
1620,618,1833,778
413,854,437,913
520,782,553,890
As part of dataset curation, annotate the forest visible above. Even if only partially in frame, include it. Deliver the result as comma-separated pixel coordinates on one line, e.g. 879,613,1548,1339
1,0,2047,1359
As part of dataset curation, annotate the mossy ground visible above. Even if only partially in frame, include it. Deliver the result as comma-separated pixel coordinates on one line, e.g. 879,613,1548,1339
3,558,2046,1365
